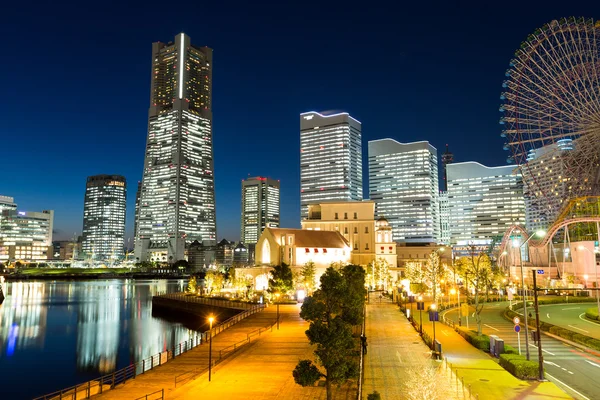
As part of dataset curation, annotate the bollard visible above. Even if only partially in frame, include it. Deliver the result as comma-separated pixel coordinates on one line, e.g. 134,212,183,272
468,384,472,399
143,359,145,374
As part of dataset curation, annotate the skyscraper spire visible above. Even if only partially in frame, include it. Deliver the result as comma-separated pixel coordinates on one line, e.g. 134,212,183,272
441,144,454,191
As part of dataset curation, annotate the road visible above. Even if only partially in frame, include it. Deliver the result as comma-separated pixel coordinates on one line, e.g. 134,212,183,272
444,302,600,400
535,303,600,340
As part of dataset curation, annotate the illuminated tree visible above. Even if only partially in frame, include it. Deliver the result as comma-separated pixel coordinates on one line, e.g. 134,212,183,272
456,246,494,335
187,276,197,294
205,270,225,294
300,261,317,295
367,258,391,290
424,251,445,303
405,261,428,294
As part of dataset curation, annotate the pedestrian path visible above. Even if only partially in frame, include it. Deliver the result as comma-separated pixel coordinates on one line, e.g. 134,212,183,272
419,303,572,399
362,293,458,399
94,304,355,400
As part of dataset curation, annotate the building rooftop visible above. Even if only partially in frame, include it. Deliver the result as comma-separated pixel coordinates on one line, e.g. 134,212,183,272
265,228,349,249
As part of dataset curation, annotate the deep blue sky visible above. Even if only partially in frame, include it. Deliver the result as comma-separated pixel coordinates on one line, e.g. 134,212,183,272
1,1,598,243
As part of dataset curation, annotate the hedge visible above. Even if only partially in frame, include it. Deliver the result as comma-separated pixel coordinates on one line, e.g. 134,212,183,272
499,354,538,380
455,327,490,351
585,308,599,322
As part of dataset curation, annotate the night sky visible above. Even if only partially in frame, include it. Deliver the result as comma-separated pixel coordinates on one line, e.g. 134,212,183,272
2,1,599,243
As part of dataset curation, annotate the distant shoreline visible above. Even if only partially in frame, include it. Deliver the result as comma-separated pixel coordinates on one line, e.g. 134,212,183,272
2,272,190,281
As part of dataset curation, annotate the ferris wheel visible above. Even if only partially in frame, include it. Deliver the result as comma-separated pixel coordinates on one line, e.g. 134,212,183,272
500,17,600,218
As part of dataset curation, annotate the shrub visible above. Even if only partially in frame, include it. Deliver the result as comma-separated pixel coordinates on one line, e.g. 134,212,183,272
503,344,519,355
499,354,538,380
455,327,490,351
585,308,599,322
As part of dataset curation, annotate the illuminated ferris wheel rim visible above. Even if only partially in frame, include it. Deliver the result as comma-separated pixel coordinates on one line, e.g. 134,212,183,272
500,16,600,167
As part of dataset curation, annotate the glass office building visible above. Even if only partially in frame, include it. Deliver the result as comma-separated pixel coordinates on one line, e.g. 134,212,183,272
241,177,280,244
82,175,127,262
300,111,362,220
447,162,525,246
368,139,439,243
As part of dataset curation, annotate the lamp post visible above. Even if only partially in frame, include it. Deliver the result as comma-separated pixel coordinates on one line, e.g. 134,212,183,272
450,288,457,322
515,229,546,361
578,245,600,315
431,303,438,353
208,316,214,382
275,293,281,330
532,270,545,381
417,295,424,334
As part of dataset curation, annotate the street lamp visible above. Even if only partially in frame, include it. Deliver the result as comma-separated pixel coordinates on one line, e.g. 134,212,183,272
208,316,214,382
418,295,424,334
584,274,589,288
450,287,459,324
275,293,281,330
515,229,546,361
431,303,438,354
577,245,600,316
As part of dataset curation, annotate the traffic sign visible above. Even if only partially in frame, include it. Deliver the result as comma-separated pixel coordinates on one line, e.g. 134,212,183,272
513,316,520,325
514,325,521,333
537,270,544,274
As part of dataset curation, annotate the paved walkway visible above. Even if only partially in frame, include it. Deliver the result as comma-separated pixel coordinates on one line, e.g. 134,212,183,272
418,303,572,400
363,294,457,399
94,304,354,400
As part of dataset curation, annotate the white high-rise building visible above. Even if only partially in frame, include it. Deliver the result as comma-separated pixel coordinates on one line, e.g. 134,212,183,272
82,175,127,262
241,177,280,245
368,139,439,244
135,33,216,262
0,202,54,262
447,162,525,247
300,111,362,221
520,140,574,233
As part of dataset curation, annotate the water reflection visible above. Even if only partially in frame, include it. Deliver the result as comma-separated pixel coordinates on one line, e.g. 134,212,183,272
0,279,195,400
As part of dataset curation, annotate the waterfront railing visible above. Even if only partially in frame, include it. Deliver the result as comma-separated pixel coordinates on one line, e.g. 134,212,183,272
33,302,265,400
155,291,259,310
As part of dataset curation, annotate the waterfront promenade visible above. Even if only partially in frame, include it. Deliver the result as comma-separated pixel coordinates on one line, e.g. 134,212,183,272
93,304,355,400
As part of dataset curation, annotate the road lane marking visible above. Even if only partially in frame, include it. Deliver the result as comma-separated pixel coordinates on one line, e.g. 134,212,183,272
568,324,589,333
530,343,555,355
441,330,449,336
547,313,550,319
544,360,561,368
586,360,600,369
579,313,600,326
546,373,589,400
484,324,499,332
562,307,582,310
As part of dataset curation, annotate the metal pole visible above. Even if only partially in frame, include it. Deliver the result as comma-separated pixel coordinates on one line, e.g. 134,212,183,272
208,320,213,382
277,303,280,330
520,236,532,361
532,270,544,380
457,289,461,326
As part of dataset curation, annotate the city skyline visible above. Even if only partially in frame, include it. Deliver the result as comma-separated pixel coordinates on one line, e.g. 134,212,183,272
3,1,599,242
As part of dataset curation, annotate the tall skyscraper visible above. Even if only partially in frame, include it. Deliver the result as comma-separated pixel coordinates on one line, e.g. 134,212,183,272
82,175,127,262
135,33,216,262
241,176,280,244
369,139,439,244
447,162,525,247
300,111,362,220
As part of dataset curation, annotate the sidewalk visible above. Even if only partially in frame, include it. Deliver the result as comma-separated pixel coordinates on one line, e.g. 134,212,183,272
362,294,457,399
418,306,572,399
94,304,354,400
